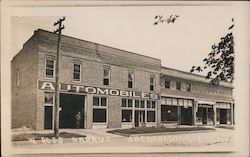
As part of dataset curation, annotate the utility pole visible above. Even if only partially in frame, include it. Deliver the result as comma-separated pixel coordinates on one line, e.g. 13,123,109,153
53,17,65,138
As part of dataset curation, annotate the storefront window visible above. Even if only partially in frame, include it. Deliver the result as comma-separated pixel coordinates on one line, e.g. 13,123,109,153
147,111,155,122
122,110,132,122
135,100,140,108
128,99,133,107
93,97,107,123
122,98,133,108
161,105,177,122
93,97,99,106
93,109,106,123
140,100,145,108
147,101,156,108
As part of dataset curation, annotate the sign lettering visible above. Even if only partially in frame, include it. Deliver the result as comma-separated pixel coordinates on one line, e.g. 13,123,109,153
38,81,159,100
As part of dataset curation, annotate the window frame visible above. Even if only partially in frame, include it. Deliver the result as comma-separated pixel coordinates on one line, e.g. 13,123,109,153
103,66,111,86
164,80,170,89
128,71,134,88
176,81,181,90
147,110,156,122
93,96,108,124
16,68,20,87
45,58,55,79
150,75,156,91
73,63,81,82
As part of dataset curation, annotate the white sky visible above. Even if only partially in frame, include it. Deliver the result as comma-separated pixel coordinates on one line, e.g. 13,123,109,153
11,5,236,74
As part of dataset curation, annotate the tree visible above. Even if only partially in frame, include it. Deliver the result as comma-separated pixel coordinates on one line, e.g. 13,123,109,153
190,19,234,85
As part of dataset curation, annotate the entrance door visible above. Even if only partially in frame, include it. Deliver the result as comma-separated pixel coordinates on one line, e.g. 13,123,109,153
135,110,145,127
202,108,208,124
44,106,53,129
181,107,192,125
220,109,227,124
59,93,85,128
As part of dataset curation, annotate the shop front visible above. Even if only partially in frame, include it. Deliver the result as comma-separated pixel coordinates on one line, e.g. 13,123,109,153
161,97,194,126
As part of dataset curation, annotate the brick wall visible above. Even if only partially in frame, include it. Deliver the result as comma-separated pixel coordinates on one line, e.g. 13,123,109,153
107,96,121,128
11,35,38,129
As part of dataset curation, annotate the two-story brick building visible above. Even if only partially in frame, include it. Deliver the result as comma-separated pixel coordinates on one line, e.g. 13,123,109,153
11,29,234,130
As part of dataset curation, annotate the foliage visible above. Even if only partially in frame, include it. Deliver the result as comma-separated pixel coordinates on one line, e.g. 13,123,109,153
190,20,234,85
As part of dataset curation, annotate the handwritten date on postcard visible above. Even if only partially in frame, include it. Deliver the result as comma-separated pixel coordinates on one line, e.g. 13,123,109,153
153,15,179,25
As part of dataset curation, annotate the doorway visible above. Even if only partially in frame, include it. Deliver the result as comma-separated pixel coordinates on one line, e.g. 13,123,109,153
220,109,227,124
59,93,85,129
181,107,192,125
135,110,145,127
44,106,53,129
197,105,214,125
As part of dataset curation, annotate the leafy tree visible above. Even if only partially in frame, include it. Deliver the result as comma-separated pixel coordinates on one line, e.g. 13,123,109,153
190,19,234,85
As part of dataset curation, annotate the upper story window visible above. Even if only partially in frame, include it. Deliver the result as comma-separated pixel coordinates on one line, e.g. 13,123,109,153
128,71,134,88
103,66,110,86
73,64,81,82
150,75,155,91
46,59,55,78
16,68,20,87
165,80,170,89
176,81,181,90
187,83,191,92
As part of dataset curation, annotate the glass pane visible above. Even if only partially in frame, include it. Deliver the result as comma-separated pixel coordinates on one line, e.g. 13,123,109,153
122,110,132,122
73,73,80,80
93,109,106,122
45,93,53,104
140,100,145,108
152,101,156,108
122,99,127,107
150,85,154,91
135,100,140,108
165,80,170,88
187,83,191,91
93,97,99,106
147,101,151,108
150,77,154,84
46,69,53,77
161,105,177,122
103,78,109,85
74,64,80,72
101,97,107,106
128,99,133,107
46,60,54,67
176,82,181,90
104,69,110,77
128,81,133,88
128,72,134,81
147,111,155,122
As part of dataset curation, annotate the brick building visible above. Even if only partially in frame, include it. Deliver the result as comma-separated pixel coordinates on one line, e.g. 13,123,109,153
11,29,234,130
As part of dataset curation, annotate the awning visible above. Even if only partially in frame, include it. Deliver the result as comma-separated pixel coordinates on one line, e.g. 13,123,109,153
197,100,215,105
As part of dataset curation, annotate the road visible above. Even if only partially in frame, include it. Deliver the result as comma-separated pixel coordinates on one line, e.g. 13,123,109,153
11,127,235,154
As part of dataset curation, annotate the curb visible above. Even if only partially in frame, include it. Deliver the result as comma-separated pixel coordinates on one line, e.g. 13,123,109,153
112,129,216,137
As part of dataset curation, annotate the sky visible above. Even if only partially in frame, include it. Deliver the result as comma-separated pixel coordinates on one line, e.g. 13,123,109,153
11,5,236,75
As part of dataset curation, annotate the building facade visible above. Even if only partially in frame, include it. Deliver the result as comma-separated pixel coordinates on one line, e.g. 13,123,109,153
11,29,234,130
